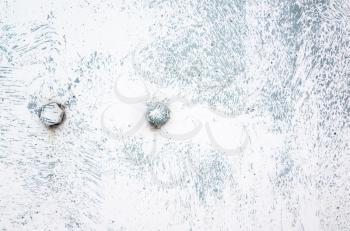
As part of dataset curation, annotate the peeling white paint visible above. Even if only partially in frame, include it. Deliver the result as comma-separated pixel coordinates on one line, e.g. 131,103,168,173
0,0,349,230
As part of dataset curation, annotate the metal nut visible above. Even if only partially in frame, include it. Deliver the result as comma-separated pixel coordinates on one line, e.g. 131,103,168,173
146,102,170,128
39,102,65,127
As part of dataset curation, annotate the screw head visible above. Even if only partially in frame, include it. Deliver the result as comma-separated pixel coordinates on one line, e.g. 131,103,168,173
146,102,170,128
39,102,65,127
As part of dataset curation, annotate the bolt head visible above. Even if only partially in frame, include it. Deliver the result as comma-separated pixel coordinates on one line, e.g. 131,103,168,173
146,102,170,128
39,102,65,127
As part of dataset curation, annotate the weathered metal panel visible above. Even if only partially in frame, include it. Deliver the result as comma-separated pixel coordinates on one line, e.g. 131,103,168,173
0,0,349,230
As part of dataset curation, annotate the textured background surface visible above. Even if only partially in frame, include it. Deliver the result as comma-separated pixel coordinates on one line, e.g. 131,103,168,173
0,0,350,230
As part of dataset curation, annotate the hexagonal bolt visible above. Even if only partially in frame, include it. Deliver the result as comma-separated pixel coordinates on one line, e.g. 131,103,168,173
145,102,170,128
39,102,65,127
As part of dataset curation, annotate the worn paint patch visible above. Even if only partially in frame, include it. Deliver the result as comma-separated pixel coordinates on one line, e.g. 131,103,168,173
0,0,350,230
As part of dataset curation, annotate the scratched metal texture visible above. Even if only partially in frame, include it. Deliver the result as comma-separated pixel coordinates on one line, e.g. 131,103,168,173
0,0,349,230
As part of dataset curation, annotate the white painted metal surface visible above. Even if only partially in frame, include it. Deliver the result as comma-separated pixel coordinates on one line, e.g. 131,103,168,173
0,0,349,230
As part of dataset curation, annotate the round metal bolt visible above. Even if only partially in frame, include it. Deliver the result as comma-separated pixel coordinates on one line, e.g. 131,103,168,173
39,102,65,127
146,102,170,128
